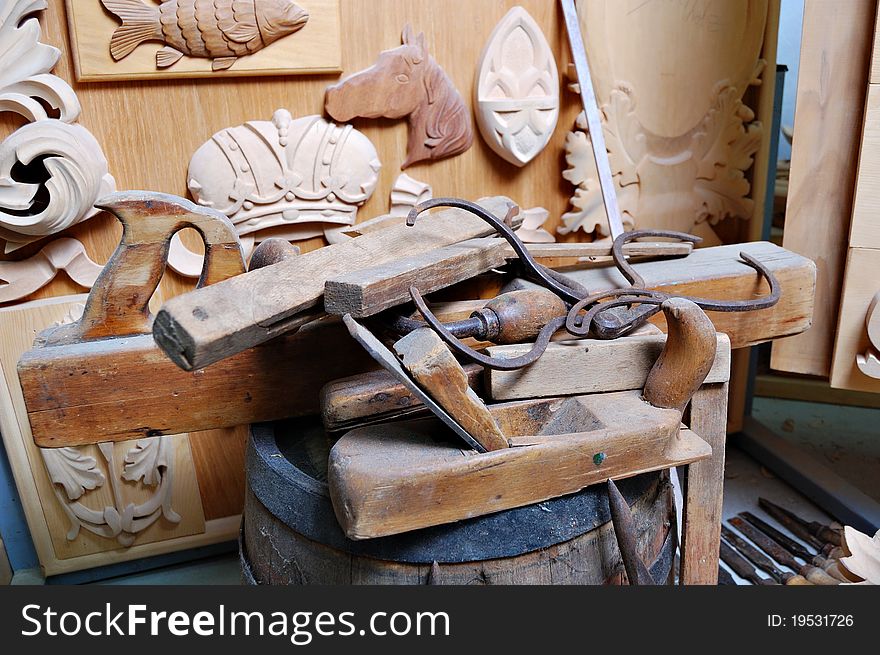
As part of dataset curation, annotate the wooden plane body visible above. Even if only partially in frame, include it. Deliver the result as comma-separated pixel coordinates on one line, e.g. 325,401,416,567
329,390,711,540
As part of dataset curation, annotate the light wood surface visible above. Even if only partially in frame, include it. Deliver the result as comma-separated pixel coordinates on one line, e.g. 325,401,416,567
65,0,342,81
771,0,876,376
831,248,880,391
0,295,230,575
486,334,731,402
848,84,880,250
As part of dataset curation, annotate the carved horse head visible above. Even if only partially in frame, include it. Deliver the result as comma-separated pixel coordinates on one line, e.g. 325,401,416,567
325,25,473,168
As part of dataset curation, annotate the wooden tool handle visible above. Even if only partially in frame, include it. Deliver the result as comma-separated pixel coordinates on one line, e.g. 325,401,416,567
249,238,301,271
643,298,717,412
476,289,567,344
43,192,244,346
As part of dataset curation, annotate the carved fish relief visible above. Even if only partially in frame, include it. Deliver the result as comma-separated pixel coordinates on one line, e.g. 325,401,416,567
101,0,309,71
475,7,559,167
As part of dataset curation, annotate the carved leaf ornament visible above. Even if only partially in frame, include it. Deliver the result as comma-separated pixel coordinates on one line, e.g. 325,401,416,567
560,1,768,237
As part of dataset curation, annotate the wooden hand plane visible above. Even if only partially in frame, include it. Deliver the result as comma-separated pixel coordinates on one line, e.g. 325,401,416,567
329,298,725,540
17,192,376,447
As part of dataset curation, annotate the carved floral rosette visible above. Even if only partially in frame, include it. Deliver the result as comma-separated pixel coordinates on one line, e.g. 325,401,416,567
188,110,381,242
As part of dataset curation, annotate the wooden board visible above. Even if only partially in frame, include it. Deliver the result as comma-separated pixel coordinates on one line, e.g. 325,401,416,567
0,295,253,576
848,84,880,250
517,241,816,350
64,0,342,81
830,248,880,392
771,0,876,376
324,237,510,318
487,334,731,401
20,315,376,447
680,382,729,585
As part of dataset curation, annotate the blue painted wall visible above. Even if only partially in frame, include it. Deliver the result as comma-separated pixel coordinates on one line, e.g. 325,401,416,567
776,0,805,161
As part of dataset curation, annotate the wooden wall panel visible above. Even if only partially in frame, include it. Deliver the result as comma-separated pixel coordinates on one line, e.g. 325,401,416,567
65,0,342,82
771,0,877,377
0,296,249,576
849,84,880,250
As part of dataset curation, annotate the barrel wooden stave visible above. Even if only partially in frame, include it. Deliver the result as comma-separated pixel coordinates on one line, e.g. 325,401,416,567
242,471,675,585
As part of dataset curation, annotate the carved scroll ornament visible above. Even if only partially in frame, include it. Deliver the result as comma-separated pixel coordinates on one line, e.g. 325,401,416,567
0,0,115,302
0,0,80,121
0,120,115,250
857,292,880,379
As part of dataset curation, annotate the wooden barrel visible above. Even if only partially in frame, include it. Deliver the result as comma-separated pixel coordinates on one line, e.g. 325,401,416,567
241,418,677,585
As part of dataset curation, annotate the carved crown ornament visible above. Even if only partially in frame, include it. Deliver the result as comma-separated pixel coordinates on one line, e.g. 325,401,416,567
188,110,381,243
0,0,114,299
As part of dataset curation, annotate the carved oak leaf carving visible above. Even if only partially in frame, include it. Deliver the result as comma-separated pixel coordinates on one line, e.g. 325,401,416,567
559,125,636,236
560,70,763,236
122,437,170,487
41,447,105,501
0,0,80,122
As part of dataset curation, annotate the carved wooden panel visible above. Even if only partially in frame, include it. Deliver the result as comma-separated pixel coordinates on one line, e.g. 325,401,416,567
831,249,880,392
0,296,215,574
64,0,342,81
325,23,473,169
560,0,769,240
474,6,559,168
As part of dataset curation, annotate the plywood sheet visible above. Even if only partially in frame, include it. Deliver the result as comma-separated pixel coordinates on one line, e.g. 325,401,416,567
64,0,342,81
849,84,880,250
